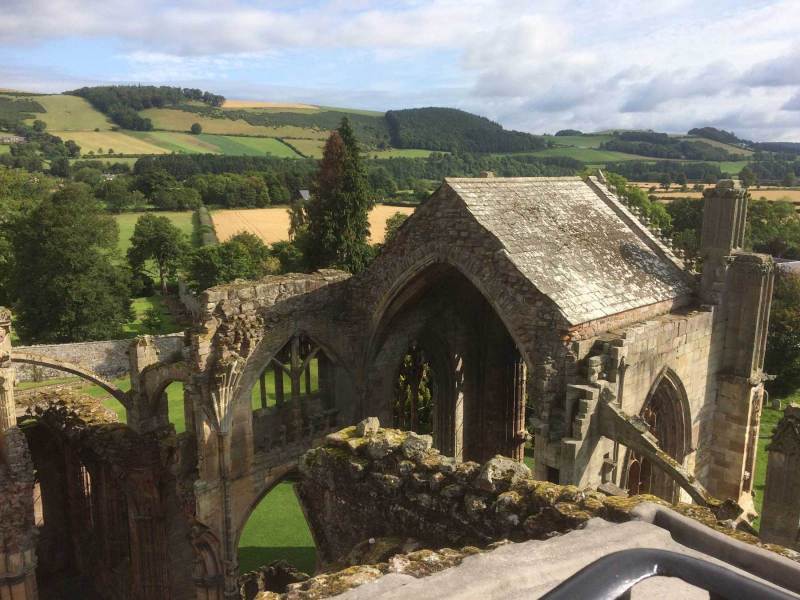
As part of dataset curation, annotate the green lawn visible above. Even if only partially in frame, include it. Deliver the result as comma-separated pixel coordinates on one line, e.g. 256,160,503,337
238,479,316,574
0,145,9,155
752,390,798,529
717,161,749,176
122,295,180,337
197,134,301,158
114,211,196,255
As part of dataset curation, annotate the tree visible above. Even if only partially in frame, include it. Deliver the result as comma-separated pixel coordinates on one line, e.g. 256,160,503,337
747,199,800,258
368,166,397,199
190,122,203,135
739,166,757,189
10,184,131,342
765,270,800,395
384,212,409,243
659,172,672,190
186,232,277,290
127,213,190,295
0,168,53,305
32,120,46,132
98,177,146,213
49,157,71,178
306,118,373,272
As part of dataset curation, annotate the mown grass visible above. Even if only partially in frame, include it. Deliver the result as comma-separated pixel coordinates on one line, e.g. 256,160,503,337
238,479,316,574
249,359,319,410
25,95,112,131
0,145,9,154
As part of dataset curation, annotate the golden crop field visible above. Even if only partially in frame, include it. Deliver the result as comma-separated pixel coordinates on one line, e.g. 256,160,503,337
140,108,327,139
212,204,415,245
52,130,169,155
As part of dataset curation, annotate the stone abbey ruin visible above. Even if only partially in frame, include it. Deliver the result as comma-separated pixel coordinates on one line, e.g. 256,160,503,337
2,175,799,599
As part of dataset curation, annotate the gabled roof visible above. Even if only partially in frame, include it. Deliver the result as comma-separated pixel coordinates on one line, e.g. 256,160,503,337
444,176,693,325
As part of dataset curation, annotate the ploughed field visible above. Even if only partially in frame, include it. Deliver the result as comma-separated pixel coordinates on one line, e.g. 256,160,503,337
211,204,415,244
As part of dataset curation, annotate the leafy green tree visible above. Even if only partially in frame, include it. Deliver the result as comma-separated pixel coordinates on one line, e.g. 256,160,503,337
306,118,373,273
152,185,201,210
186,232,277,290
384,212,409,243
739,166,757,189
190,122,203,135
11,184,131,342
0,168,53,305
368,166,397,199
747,199,800,258
659,172,672,190
98,177,146,213
49,157,71,178
32,120,46,132
73,166,104,188
127,213,190,295
765,270,800,395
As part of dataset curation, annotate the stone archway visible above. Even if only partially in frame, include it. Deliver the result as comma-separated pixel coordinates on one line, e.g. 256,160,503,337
369,262,528,463
622,368,691,503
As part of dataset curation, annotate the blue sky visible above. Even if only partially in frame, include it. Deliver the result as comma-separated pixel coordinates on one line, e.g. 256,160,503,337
2,0,800,140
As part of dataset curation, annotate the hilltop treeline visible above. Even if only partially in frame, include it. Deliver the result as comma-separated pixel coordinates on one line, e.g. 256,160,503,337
179,104,392,148
386,108,546,153
0,95,45,128
688,126,749,146
752,142,800,157
604,160,725,182
67,85,225,131
601,131,737,161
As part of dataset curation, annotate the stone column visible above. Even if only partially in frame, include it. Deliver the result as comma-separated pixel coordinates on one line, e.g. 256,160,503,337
0,308,16,432
760,405,800,550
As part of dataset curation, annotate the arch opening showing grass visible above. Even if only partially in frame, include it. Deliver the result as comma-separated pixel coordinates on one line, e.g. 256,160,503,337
238,478,317,574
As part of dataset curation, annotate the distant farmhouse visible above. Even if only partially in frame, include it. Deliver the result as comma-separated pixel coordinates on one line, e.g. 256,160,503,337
0,134,25,144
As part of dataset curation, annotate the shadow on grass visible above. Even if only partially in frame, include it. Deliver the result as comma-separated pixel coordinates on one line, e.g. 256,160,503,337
238,546,317,575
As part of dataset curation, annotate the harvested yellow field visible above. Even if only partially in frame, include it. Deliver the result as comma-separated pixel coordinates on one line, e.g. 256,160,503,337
212,204,415,244
52,130,168,155
223,100,319,110
141,108,327,139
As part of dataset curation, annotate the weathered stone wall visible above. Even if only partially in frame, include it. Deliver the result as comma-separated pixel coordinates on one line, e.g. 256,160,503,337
12,333,184,382
295,420,783,571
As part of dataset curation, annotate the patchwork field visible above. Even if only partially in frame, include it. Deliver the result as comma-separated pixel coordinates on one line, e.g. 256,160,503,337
28,94,112,130
212,204,415,244
128,130,221,154
198,134,300,157
223,100,319,111
53,130,169,155
140,108,327,139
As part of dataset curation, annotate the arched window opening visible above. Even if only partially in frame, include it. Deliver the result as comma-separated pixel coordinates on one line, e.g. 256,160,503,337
237,474,317,582
394,343,436,436
251,335,325,410
33,475,44,527
621,372,689,503
251,334,337,452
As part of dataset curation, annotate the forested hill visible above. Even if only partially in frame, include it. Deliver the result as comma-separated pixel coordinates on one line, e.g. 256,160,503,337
386,107,546,153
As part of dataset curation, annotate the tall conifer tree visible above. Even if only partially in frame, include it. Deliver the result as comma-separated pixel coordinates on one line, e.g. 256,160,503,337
306,118,373,272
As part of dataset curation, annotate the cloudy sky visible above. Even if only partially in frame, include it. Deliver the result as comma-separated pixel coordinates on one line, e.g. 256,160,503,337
2,0,800,140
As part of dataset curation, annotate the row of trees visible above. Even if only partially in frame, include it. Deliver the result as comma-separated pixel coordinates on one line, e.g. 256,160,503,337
67,85,225,131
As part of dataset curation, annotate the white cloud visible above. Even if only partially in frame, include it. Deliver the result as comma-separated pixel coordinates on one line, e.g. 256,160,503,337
1,0,800,139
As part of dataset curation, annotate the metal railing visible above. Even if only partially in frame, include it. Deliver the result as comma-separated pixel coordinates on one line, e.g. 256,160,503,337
540,548,797,600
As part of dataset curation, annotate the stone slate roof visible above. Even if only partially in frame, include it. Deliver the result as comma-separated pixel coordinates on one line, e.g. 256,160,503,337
444,176,693,325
